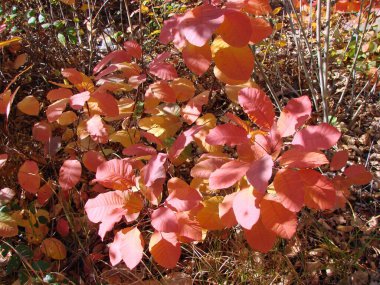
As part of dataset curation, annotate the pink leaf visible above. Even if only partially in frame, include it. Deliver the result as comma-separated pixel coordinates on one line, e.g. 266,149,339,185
148,52,178,80
109,227,144,269
233,189,260,230
205,123,249,146
330,150,349,171
159,15,186,49
166,178,202,212
238,87,275,130
69,91,90,110
181,91,209,124
292,123,341,151
46,98,68,122
168,125,202,161
151,207,179,233
84,190,126,239
191,154,229,179
0,154,8,169
143,153,167,188
179,4,224,47
209,160,250,190
219,192,238,228
93,159,135,190
86,115,109,144
246,154,273,193
277,96,312,137
59,159,82,190
122,144,157,157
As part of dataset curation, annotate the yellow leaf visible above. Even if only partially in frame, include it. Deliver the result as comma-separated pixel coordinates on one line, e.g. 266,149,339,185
41,238,67,260
0,37,22,48
273,7,282,15
138,115,182,140
0,212,18,238
57,111,78,125
196,196,225,230
17,96,40,116
109,128,140,147
60,0,75,5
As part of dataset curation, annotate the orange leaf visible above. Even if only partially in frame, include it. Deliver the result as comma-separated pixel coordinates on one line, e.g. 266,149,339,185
47,88,73,102
249,18,273,44
83,150,106,172
182,43,211,76
344,164,373,185
18,160,40,194
17,95,40,116
196,196,225,230
243,217,276,253
261,195,297,239
170,78,195,102
41,238,67,260
149,231,181,269
279,149,329,168
274,169,304,212
217,9,252,47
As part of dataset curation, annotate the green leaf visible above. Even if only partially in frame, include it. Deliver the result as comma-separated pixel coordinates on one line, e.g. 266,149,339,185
32,260,51,271
15,244,33,259
18,269,29,285
28,16,37,25
53,20,65,29
57,33,66,46
6,255,20,275
41,23,52,29
38,14,46,23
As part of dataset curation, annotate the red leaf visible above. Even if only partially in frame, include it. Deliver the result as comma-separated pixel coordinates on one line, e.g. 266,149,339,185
243,218,276,253
217,9,252,47
94,159,135,190
59,159,82,191
32,121,52,143
86,115,109,144
330,150,349,171
246,154,273,193
292,123,341,151
168,126,202,161
182,43,212,76
37,181,54,205
82,150,106,172
219,192,238,227
209,160,250,190
149,231,181,269
273,169,304,212
145,81,176,104
249,18,273,44
47,88,73,102
205,123,249,146
91,92,119,117
151,207,179,233
179,4,224,47
233,189,260,229
238,87,275,130
123,40,142,58
109,227,144,269
56,218,70,237
166,178,202,212
143,153,167,188
344,164,373,185
261,195,297,239
122,144,157,157
279,149,329,168
148,52,178,80
46,98,68,122
18,160,40,194
93,50,132,74
69,91,90,110
277,96,312,137
300,170,336,210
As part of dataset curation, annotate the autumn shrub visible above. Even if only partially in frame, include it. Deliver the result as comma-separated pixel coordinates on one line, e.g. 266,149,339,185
0,0,375,282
